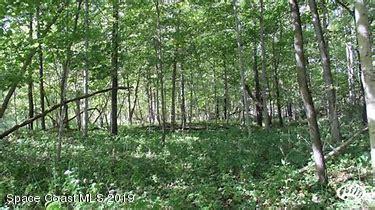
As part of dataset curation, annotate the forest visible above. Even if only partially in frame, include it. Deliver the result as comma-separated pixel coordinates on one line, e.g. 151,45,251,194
0,0,374,208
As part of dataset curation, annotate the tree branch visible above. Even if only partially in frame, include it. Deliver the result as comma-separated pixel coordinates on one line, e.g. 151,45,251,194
0,87,131,139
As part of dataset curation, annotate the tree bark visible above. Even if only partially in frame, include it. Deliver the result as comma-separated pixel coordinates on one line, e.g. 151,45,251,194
253,35,263,126
28,13,34,130
154,0,166,142
290,0,328,185
129,74,140,124
346,43,356,104
57,0,83,163
180,62,186,129
223,53,230,123
83,0,89,136
36,4,46,130
272,31,283,127
233,0,250,129
260,0,270,129
354,0,374,183
309,0,341,142
111,0,119,135
171,51,177,130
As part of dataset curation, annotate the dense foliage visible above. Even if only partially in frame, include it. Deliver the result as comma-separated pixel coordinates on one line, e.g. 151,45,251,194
0,0,373,208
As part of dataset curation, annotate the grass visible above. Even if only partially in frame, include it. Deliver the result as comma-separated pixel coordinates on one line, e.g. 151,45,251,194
0,122,371,209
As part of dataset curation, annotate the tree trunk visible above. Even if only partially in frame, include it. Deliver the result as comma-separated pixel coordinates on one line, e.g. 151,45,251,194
37,4,46,130
57,0,82,163
260,0,270,129
189,69,194,124
289,0,328,185
129,74,140,124
233,0,250,129
354,0,374,183
272,29,284,127
253,36,263,126
180,62,186,129
346,43,356,104
111,0,119,135
223,53,230,123
28,13,34,130
171,51,177,130
309,0,341,142
154,0,166,142
83,0,89,136
126,75,132,124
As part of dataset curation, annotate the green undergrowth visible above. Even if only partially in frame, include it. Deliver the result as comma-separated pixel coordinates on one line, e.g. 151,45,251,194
0,122,371,209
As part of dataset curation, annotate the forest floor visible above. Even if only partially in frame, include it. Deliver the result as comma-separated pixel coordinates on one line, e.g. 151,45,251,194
0,121,372,209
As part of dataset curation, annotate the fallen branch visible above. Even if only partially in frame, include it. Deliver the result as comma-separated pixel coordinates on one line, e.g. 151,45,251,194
299,127,368,173
0,86,131,139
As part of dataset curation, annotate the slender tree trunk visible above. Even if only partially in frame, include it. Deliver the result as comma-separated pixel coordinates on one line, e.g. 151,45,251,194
28,13,34,130
272,32,283,127
354,0,374,183
126,75,132,124
154,0,166,142
290,0,327,184
260,0,270,129
346,43,356,104
354,14,368,125
37,4,46,130
180,62,186,129
223,53,230,123
287,102,293,121
83,0,89,136
75,94,82,130
309,0,341,142
233,0,250,129
253,37,263,126
57,0,82,163
129,74,140,124
189,69,194,124
171,52,177,130
111,0,119,135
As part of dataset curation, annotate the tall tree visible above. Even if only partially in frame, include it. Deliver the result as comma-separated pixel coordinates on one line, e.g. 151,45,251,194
289,0,327,184
233,0,250,128
253,29,263,126
260,0,270,129
83,0,89,136
28,12,34,130
309,0,341,142
111,0,119,135
37,3,46,130
354,0,374,182
171,49,177,130
154,0,167,142
272,29,283,127
57,0,83,162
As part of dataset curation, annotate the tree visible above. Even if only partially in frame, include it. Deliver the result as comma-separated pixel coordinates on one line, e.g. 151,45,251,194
37,3,46,130
289,0,327,184
354,0,374,182
28,12,34,130
309,0,341,142
111,0,119,135
83,0,89,136
260,0,270,129
233,0,250,128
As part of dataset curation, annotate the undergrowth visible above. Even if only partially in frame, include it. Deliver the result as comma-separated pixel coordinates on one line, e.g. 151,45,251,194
0,122,371,209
